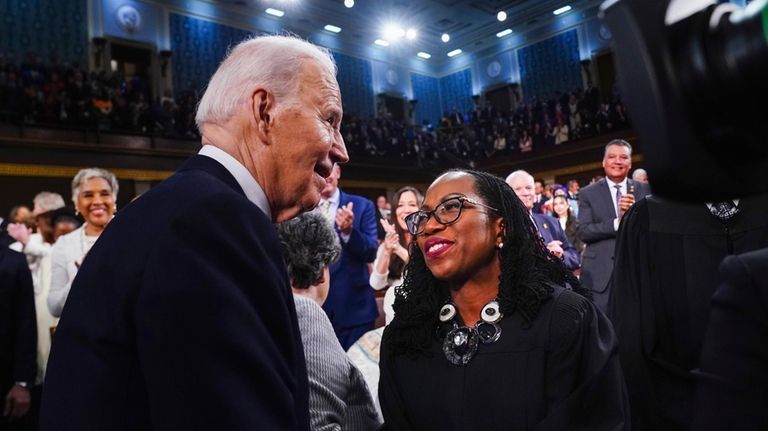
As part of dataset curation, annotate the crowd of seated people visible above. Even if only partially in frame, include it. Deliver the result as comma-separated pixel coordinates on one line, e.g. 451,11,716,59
0,55,629,164
0,55,199,138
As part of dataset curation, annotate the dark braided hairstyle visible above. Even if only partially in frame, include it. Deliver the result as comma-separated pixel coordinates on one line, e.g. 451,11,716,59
384,169,584,358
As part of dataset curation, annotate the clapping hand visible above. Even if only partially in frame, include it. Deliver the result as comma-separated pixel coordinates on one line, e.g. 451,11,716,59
336,202,355,235
7,223,32,246
618,194,635,218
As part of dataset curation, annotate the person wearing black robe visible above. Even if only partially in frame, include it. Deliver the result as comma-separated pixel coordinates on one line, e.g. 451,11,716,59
609,193,768,430
379,169,628,430
692,247,768,430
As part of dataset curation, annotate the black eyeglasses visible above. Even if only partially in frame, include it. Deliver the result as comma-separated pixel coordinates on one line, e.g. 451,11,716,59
404,196,499,235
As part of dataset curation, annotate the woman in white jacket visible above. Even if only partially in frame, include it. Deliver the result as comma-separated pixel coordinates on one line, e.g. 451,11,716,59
369,186,422,324
48,168,119,317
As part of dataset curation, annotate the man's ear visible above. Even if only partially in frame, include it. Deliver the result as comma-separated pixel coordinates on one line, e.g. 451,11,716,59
251,88,275,143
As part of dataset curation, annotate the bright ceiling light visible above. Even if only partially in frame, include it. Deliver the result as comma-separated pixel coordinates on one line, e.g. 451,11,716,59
374,39,390,47
324,24,342,33
384,25,405,41
441,33,450,43
417,52,431,59
497,11,507,21
553,5,572,15
496,28,513,38
447,49,462,57
265,8,284,17
344,0,354,8
406,28,417,40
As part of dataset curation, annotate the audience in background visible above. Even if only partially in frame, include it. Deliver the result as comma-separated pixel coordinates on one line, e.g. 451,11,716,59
0,55,630,169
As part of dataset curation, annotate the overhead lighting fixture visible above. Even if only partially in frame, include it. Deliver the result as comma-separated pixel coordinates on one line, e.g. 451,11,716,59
497,11,507,21
344,0,354,7
265,8,284,17
383,25,406,41
496,28,513,38
374,39,390,47
324,24,342,33
447,49,462,57
553,5,572,15
406,28,417,40
441,33,450,43
417,52,431,59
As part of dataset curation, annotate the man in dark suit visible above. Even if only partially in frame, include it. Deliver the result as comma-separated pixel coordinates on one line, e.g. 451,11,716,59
577,139,650,312
506,170,580,271
41,35,349,430
318,165,379,350
0,248,36,429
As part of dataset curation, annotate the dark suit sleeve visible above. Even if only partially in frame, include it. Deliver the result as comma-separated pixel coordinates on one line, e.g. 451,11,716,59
12,252,37,384
577,188,617,244
135,194,306,430
343,197,379,263
693,250,768,430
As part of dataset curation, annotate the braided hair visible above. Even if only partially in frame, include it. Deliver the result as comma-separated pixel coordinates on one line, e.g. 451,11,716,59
384,169,584,358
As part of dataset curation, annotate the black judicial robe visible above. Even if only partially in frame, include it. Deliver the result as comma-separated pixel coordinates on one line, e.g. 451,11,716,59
379,286,629,431
41,155,310,430
693,248,768,430
609,194,768,430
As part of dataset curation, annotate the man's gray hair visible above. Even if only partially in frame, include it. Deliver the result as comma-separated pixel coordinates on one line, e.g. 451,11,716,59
604,139,633,158
33,192,65,213
195,35,337,131
71,167,119,205
632,168,648,181
277,212,341,290
505,170,534,185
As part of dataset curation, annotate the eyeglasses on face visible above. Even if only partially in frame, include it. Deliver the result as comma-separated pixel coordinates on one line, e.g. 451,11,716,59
404,196,499,235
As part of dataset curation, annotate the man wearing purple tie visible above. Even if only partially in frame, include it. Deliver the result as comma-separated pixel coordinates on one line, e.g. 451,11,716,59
576,139,650,312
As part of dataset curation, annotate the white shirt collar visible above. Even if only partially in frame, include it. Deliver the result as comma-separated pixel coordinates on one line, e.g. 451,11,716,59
198,145,272,218
607,177,628,191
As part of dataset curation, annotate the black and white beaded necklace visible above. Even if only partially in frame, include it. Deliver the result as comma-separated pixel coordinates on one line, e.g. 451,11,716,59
437,299,503,366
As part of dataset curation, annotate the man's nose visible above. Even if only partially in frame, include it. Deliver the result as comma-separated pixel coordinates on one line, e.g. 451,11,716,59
331,133,349,165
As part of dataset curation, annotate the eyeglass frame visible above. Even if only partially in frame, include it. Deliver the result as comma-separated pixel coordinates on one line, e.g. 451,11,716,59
404,196,499,236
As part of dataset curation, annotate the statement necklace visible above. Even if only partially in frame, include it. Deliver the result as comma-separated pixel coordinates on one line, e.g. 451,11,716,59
437,299,503,366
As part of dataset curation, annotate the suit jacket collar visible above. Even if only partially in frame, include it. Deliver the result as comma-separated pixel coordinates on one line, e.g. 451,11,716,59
178,155,246,198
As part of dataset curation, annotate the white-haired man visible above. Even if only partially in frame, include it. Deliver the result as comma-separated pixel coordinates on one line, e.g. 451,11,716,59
506,170,580,271
42,36,348,430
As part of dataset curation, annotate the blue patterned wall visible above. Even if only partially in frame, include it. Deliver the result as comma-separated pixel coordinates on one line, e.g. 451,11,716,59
411,73,440,127
517,29,582,101
439,69,473,118
332,52,374,119
169,13,253,94
0,0,87,66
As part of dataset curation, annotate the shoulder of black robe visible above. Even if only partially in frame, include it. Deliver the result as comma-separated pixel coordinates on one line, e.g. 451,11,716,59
537,289,630,431
378,324,415,431
693,248,768,431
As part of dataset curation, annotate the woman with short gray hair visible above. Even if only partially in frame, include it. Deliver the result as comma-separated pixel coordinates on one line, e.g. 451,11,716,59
48,167,119,317
278,212,382,431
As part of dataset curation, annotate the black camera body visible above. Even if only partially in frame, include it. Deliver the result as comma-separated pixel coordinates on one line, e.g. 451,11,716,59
601,0,768,201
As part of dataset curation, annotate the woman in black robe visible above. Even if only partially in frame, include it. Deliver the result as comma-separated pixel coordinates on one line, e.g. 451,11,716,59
379,169,628,430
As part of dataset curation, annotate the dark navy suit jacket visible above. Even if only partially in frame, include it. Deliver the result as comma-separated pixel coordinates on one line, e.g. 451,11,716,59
41,155,310,430
0,248,36,395
322,190,379,330
532,213,580,270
